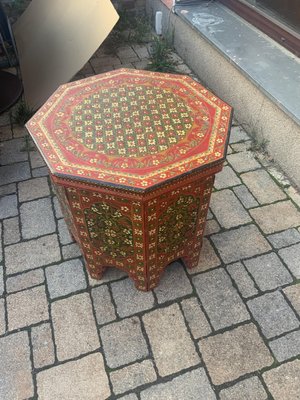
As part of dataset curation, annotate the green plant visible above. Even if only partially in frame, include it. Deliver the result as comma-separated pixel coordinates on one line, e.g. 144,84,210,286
12,100,34,126
146,36,177,73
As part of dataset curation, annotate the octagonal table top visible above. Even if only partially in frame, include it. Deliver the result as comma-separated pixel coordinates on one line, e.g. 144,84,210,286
26,68,232,191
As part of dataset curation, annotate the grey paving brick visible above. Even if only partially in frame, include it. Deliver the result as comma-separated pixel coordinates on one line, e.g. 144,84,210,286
110,360,157,395
0,124,12,140
241,169,286,204
62,242,81,260
7,285,49,331
227,262,258,298
111,278,154,317
0,183,16,196
233,184,259,208
283,283,300,315
181,297,211,339
88,267,127,286
0,162,31,185
3,216,20,244
6,269,45,293
51,293,100,361
91,285,117,325
154,262,192,303
5,234,61,274
18,177,50,202
263,359,300,400
142,304,200,376
32,166,49,177
132,44,149,59
219,376,267,400
0,194,18,219
20,198,56,239
0,138,28,165
0,265,3,296
279,243,300,278
210,189,251,229
267,228,300,249
58,218,74,245
53,196,63,219
230,141,252,152
250,201,300,234
187,238,221,274
193,268,250,330
37,353,110,400
269,330,300,362
46,259,87,299
204,219,220,236
211,225,271,264
140,368,216,400
0,223,2,263
0,298,5,335
207,209,213,219
119,395,138,400
29,150,46,169
227,152,261,173
199,323,273,385
100,317,148,368
214,165,241,189
0,331,34,399
229,125,249,143
247,291,300,339
244,253,293,291
12,125,27,138
31,322,55,368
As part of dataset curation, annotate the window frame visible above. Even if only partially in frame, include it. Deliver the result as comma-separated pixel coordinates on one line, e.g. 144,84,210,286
218,0,300,56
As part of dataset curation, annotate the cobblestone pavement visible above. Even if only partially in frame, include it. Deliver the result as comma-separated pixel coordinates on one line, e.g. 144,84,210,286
1,44,300,400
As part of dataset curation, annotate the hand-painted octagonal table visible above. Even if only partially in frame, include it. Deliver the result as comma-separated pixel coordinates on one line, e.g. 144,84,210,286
26,69,232,291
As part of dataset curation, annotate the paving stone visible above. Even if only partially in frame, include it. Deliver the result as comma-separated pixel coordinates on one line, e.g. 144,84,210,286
204,219,220,236
0,223,2,263
214,166,241,189
0,331,33,399
283,283,300,315
7,285,49,330
119,395,138,400
132,44,149,59
211,225,271,264
0,298,5,335
0,138,28,164
193,268,250,329
207,209,213,219
199,323,273,385
92,55,121,67
58,218,74,245
154,262,192,303
100,317,148,368
267,228,300,248
247,292,300,339
0,265,3,296
263,359,300,400
32,166,49,177
3,216,20,244
110,360,157,395
227,152,261,173
219,376,267,400
250,201,300,234
181,297,211,339
269,330,300,362
51,293,100,361
62,242,81,259
229,125,249,143
0,161,30,185
0,124,12,140
267,166,290,187
285,185,300,208
29,150,46,168
187,238,221,274
241,169,286,204
18,177,50,202
143,304,200,376
230,140,252,152
37,353,110,400
0,194,18,219
45,259,86,299
140,368,216,400
91,285,117,325
244,253,293,291
88,267,127,286
0,183,16,196
6,268,45,293
227,262,258,298
111,278,154,317
53,196,63,218
12,125,27,138
279,243,300,278
5,234,61,274
20,198,56,239
233,184,259,208
31,322,55,368
210,189,251,229
117,46,139,61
